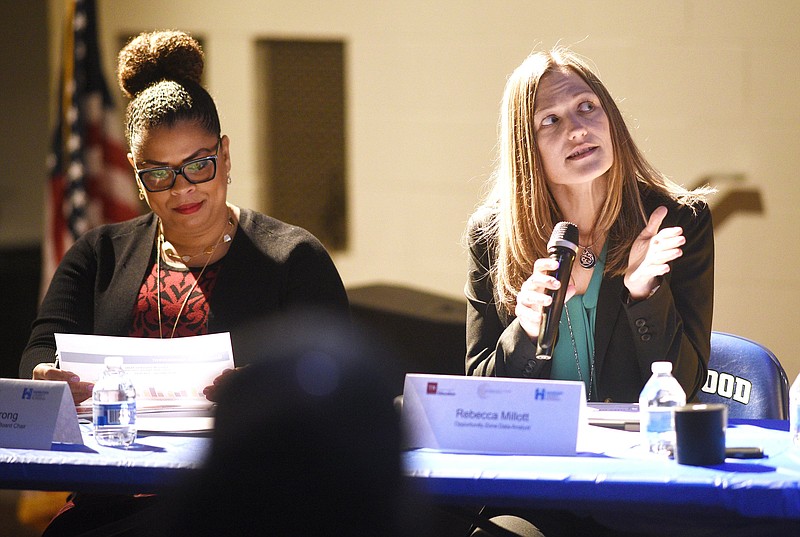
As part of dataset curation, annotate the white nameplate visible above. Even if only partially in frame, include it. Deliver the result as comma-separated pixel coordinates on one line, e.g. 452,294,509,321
401,374,585,455
0,379,83,450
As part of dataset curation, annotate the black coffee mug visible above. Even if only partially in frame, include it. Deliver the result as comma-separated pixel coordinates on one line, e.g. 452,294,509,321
674,403,727,466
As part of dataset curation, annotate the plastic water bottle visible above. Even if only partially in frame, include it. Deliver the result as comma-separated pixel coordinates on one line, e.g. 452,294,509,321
790,373,800,447
639,361,686,456
92,356,137,448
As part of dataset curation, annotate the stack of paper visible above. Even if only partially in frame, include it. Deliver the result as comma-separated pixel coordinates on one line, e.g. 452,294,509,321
56,333,235,435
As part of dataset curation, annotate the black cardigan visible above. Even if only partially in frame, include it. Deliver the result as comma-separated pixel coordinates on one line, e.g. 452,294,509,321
465,188,714,402
20,208,349,378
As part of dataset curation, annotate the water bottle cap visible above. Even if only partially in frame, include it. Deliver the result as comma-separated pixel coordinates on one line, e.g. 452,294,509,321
651,361,672,374
104,356,124,368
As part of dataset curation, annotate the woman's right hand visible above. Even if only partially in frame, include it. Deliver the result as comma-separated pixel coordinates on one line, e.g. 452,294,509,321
515,257,576,340
32,363,94,405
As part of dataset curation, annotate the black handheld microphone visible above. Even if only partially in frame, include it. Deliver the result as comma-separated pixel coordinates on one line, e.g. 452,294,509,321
535,221,579,360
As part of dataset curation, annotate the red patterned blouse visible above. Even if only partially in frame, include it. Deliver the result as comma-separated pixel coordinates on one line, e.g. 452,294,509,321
129,261,223,338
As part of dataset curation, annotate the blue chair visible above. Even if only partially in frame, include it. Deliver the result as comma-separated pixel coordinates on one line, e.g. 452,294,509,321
696,331,789,420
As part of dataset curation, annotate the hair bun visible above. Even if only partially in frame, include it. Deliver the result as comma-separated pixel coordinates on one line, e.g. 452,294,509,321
117,30,204,99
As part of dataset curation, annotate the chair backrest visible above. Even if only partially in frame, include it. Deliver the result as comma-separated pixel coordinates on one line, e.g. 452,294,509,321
348,284,466,396
696,331,789,420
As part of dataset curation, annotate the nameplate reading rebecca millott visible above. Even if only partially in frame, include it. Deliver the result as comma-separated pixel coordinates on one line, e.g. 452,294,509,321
0,379,82,450
401,374,585,455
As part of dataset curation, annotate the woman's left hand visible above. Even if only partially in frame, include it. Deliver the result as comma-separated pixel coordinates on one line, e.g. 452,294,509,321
624,205,685,301
203,367,243,402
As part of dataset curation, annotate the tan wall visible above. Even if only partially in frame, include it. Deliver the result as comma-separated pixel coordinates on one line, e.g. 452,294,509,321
33,0,800,381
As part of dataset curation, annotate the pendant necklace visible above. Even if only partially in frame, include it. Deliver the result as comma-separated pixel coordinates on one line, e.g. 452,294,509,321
578,236,598,269
565,305,595,400
156,212,234,339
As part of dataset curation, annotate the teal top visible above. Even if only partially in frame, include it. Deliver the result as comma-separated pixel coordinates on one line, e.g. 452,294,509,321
550,244,607,399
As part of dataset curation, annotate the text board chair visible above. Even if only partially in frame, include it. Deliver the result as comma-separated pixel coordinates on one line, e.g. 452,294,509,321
696,331,789,420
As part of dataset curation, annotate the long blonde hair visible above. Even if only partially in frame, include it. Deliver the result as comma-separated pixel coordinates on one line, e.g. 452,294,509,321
476,47,711,314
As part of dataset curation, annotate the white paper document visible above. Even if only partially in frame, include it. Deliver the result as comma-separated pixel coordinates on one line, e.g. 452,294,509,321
55,333,234,421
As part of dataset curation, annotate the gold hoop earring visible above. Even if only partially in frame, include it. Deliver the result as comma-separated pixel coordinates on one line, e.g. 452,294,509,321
138,189,145,200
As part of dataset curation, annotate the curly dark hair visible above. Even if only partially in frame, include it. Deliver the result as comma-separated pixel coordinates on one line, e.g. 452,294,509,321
117,30,220,152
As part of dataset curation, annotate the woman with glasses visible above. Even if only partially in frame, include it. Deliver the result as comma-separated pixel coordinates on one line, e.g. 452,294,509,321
20,30,349,404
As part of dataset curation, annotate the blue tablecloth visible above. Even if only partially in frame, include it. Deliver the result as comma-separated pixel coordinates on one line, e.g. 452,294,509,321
0,429,210,494
403,422,800,528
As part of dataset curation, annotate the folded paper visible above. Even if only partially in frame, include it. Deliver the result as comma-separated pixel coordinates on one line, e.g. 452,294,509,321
0,379,82,450
401,373,585,455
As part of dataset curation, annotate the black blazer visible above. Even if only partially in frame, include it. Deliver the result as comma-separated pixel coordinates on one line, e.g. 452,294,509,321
20,208,349,378
465,188,714,402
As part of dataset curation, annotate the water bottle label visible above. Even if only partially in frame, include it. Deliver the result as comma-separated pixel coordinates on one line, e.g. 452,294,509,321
94,403,136,427
646,409,672,434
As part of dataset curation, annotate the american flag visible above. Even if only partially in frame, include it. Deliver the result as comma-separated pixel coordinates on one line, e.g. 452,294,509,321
42,0,141,294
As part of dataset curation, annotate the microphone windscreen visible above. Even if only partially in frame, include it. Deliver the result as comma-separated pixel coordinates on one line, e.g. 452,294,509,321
548,221,579,253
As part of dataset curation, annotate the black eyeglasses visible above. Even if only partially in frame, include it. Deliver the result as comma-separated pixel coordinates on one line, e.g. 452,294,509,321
135,139,221,193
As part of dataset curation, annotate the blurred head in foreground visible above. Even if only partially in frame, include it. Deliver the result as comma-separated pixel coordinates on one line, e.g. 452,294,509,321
163,309,425,536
